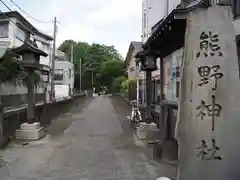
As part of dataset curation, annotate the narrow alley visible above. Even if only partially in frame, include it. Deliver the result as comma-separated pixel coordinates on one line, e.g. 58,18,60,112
0,96,176,180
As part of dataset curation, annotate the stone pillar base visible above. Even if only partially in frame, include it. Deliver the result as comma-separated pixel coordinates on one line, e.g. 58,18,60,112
136,122,159,142
16,122,45,140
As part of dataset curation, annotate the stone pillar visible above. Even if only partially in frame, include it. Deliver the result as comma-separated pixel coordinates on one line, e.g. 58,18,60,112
146,71,152,123
27,69,35,124
160,58,165,129
176,6,240,180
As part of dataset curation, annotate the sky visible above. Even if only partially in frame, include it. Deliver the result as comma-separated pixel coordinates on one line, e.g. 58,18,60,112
0,0,143,58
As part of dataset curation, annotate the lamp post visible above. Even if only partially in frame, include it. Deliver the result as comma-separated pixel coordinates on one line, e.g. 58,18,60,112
135,50,158,123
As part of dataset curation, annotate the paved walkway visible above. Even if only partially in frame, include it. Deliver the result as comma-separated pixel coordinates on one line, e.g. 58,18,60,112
0,96,176,180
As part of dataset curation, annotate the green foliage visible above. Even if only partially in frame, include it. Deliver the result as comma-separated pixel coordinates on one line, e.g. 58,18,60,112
58,40,126,90
0,49,25,83
120,79,137,99
112,76,127,93
120,79,129,98
100,60,126,90
22,71,42,87
58,40,90,66
0,49,41,86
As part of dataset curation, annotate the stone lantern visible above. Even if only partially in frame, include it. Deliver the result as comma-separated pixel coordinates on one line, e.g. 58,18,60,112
137,52,158,72
135,51,158,123
14,39,48,140
134,50,160,142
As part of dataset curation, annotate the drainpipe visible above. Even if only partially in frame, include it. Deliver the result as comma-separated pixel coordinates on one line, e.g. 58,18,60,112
165,0,169,17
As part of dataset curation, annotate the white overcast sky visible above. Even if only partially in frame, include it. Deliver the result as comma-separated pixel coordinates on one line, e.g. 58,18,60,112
1,0,143,58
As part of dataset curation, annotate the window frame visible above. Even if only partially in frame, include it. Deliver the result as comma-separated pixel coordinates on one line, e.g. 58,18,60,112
69,69,71,78
15,26,26,42
0,22,9,38
176,66,180,78
232,0,240,18
54,69,64,81
143,12,147,29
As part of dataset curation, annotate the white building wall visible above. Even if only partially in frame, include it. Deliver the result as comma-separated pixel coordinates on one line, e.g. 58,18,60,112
142,0,181,43
142,0,165,42
54,60,74,98
168,0,181,14
0,17,52,98
141,0,240,103
34,34,52,66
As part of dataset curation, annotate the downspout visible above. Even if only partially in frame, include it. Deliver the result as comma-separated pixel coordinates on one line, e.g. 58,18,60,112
165,0,169,17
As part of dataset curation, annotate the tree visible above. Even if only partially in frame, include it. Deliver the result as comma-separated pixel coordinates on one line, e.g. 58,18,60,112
58,40,126,91
58,40,90,73
0,49,41,147
120,79,137,99
0,49,25,83
100,60,126,91
0,49,25,147
128,79,137,101
112,76,127,93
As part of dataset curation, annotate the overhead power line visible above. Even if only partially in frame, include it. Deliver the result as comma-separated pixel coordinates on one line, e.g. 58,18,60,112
9,0,52,23
0,0,12,11
0,0,53,36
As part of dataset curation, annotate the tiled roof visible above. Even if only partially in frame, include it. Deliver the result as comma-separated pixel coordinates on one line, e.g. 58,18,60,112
125,41,143,66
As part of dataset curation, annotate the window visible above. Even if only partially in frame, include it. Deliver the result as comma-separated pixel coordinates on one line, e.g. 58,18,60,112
54,69,63,81
176,66,180,78
143,13,146,29
176,81,180,98
15,27,26,42
0,23,8,37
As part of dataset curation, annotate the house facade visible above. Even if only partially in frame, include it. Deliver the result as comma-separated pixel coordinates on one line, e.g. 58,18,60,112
142,0,181,43
0,11,53,105
141,0,181,104
125,41,145,102
163,48,182,102
126,41,143,80
141,0,240,103
54,50,74,99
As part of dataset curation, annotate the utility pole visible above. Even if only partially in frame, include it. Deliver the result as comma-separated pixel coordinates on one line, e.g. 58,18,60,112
92,71,94,92
71,43,74,63
51,17,57,101
70,43,74,96
79,58,82,92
